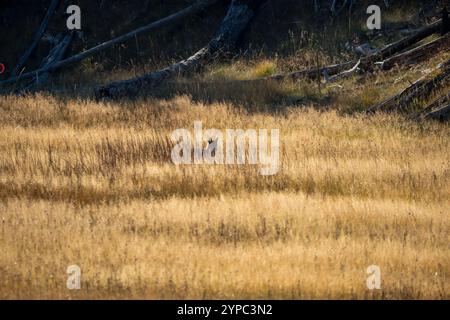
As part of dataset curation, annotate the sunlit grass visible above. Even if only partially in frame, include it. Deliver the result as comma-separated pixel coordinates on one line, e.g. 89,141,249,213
0,92,448,299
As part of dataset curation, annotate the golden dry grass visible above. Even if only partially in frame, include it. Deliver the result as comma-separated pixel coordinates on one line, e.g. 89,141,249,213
0,92,449,299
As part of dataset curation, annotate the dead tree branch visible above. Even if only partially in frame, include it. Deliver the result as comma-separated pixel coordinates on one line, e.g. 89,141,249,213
326,60,361,83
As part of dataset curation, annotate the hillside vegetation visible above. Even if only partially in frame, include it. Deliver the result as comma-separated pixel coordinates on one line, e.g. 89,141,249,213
0,0,449,299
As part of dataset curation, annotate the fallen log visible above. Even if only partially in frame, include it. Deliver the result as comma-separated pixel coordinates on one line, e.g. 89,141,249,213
0,0,220,88
12,0,61,77
422,103,450,121
326,60,362,83
377,32,450,71
413,92,450,120
256,19,444,83
373,19,443,60
95,0,264,100
367,60,450,114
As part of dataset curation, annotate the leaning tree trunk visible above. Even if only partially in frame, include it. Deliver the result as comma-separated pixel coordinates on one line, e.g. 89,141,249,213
11,0,61,77
95,0,264,100
19,32,74,93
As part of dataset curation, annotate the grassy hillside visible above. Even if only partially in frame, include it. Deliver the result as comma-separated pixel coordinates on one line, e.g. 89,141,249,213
0,0,449,299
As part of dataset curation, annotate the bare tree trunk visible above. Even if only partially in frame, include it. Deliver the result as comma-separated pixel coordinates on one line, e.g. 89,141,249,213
12,0,61,77
0,0,220,89
20,32,74,92
95,0,264,100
